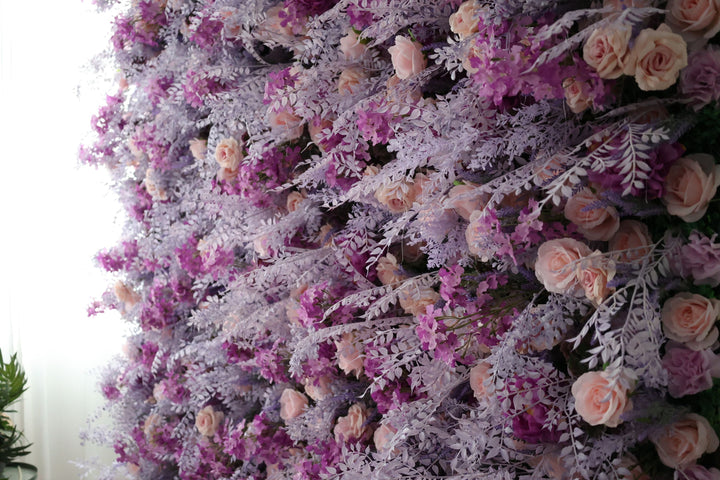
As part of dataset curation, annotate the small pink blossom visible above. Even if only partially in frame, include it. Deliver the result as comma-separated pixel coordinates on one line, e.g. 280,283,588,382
388,36,426,80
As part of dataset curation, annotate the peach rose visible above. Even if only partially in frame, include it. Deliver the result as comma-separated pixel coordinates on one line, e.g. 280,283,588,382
582,24,632,79
189,138,207,160
388,36,427,80
609,219,652,263
304,375,333,401
215,137,243,170
279,388,308,421
398,285,440,317
623,24,688,91
339,29,366,61
338,66,368,94
533,154,568,187
334,403,371,443
268,109,304,140
195,405,224,436
376,253,409,285
663,154,720,223
374,178,417,213
534,238,592,296
563,77,593,113
449,0,481,39
577,252,616,305
217,166,239,182
373,423,399,454
114,281,140,307
447,183,489,221
667,0,720,42
564,187,620,241
650,413,720,468
308,116,334,150
335,333,364,378
469,361,493,401
286,191,306,212
661,292,720,350
571,370,633,427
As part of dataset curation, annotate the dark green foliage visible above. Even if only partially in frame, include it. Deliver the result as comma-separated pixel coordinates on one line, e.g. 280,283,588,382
0,349,31,469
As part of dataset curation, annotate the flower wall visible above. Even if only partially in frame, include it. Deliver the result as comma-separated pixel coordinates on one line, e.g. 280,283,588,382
84,0,720,478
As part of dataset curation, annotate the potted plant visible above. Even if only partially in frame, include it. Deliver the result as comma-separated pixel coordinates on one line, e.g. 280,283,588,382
0,349,34,480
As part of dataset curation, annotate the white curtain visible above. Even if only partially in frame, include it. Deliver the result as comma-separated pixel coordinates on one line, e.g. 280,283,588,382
0,1,128,478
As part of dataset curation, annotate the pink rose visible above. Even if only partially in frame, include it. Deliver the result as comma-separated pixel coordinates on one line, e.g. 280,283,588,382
286,191,306,212
373,423,398,454
623,24,688,91
215,137,243,170
571,370,633,427
576,252,616,305
334,403,370,443
195,405,224,436
680,46,720,111
679,464,720,480
335,333,364,378
583,24,632,79
663,154,720,223
661,292,720,350
398,285,440,317
374,178,417,213
279,388,308,421
449,0,481,39
564,187,620,241
189,138,207,160
469,361,493,401
662,344,720,398
675,232,720,287
609,219,652,263
339,29,366,61
535,238,593,296
650,413,720,468
388,36,427,80
563,77,593,113
667,0,720,43
447,183,489,221
338,66,368,94
376,253,408,285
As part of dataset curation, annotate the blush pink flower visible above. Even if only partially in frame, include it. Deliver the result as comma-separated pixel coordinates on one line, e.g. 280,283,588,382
449,0,481,39
335,333,364,378
650,413,720,468
563,77,593,113
469,360,493,401
195,405,224,437
666,0,720,43
374,177,418,213
376,253,408,285
373,423,399,454
661,292,720,350
334,403,371,443
215,137,243,170
564,187,620,241
608,219,652,263
623,24,688,91
571,370,633,427
279,388,308,421
534,238,592,296
583,23,632,79
576,252,616,305
674,232,720,287
447,183,489,221
339,29,366,61
388,36,426,80
663,154,720,223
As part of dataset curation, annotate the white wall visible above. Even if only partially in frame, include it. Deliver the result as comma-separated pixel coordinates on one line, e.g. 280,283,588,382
0,1,128,478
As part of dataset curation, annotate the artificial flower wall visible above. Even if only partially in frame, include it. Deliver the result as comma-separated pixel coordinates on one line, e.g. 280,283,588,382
83,0,720,478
